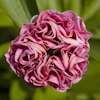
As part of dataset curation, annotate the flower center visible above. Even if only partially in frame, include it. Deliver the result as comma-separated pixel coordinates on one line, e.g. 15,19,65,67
47,49,61,59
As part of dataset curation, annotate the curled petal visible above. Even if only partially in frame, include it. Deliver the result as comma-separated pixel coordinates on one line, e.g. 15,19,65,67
63,10,93,40
59,30,85,45
43,56,72,92
24,69,48,87
61,45,88,83
30,15,39,23
5,35,47,79
15,48,23,62
20,24,35,35
63,10,81,31
79,18,93,40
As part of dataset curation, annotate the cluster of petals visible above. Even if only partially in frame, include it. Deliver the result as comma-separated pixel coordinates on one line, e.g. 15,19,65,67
5,10,92,92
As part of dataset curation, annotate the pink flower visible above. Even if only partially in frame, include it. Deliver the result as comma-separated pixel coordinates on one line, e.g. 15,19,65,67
5,10,92,92
42,56,72,92
5,34,47,87
61,45,89,84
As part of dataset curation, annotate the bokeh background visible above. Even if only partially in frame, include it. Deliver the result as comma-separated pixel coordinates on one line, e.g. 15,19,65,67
0,0,100,100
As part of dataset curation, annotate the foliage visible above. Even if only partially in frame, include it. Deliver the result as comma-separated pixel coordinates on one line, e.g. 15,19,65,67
0,0,100,100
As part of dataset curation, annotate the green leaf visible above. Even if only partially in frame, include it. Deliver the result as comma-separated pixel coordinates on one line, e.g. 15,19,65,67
36,0,48,12
87,58,100,76
71,0,81,16
9,79,28,100
47,0,63,12
86,11,100,30
71,74,100,93
0,72,14,88
81,0,91,12
0,41,11,58
89,39,100,61
25,0,39,16
90,28,100,39
93,93,100,100
82,0,100,22
0,7,13,27
0,0,32,28
33,86,66,100
62,0,71,11
75,93,89,100
36,0,63,13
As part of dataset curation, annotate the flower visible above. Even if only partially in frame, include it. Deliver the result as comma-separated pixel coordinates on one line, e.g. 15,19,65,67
61,45,89,84
5,33,47,87
5,10,92,92
42,56,72,92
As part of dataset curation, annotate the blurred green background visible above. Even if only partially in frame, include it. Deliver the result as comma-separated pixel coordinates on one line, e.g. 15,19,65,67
0,0,100,100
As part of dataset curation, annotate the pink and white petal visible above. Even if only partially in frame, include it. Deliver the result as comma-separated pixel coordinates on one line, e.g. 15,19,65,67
15,48,23,62
30,15,39,23
63,10,82,31
79,18,93,40
61,49,69,69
